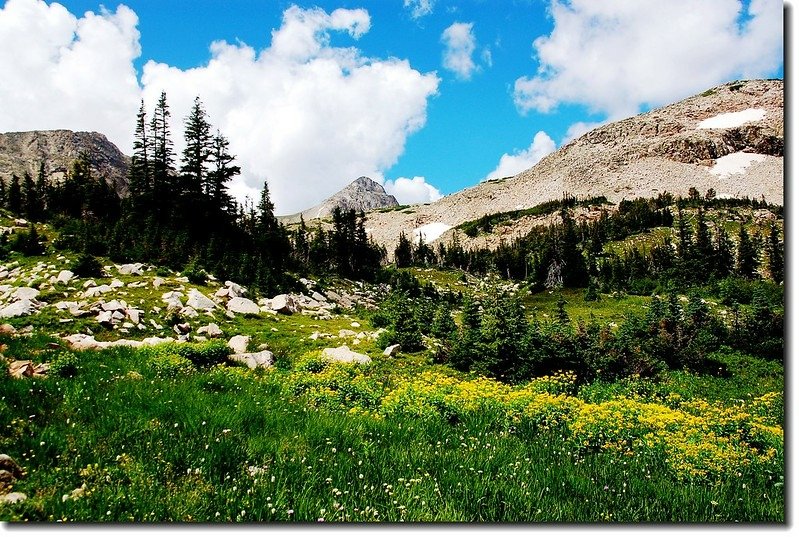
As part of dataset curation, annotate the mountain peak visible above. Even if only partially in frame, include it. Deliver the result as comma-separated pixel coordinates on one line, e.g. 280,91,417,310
280,176,399,222
0,129,130,197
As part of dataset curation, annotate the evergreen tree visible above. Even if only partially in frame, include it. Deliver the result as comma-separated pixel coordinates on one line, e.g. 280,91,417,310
181,96,212,196
22,171,39,220
35,162,49,218
712,224,734,278
8,174,22,214
735,223,758,279
693,207,713,260
129,100,151,197
675,202,691,261
149,91,175,198
765,223,784,284
394,231,413,268
207,130,240,211
431,302,457,340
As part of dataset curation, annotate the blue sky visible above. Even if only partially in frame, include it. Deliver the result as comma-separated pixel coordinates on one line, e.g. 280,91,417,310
0,0,785,213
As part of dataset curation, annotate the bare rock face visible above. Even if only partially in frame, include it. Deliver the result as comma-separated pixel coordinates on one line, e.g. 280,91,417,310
280,176,398,223
0,130,130,197
364,79,784,255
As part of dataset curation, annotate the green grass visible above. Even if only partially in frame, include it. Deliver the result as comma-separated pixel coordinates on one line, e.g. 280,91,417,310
0,329,784,523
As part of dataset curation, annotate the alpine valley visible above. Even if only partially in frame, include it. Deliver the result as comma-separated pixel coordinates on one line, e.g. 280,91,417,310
0,79,784,523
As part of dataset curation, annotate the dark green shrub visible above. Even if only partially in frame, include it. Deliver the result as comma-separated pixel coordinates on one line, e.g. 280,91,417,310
149,351,194,378
182,258,207,285
70,253,104,278
50,351,79,378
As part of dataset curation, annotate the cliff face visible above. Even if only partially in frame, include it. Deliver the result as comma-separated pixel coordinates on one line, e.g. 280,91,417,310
363,79,784,253
0,130,130,197
280,176,399,223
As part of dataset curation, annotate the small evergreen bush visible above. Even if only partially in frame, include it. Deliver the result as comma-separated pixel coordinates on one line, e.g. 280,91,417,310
50,351,79,378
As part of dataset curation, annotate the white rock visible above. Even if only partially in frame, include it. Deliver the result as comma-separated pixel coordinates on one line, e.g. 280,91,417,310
102,299,126,312
126,309,141,324
96,311,113,325
11,287,39,301
152,277,165,289
383,344,401,357
118,263,144,276
321,345,371,364
351,322,361,328
228,335,251,354
229,350,274,370
338,329,356,338
187,289,217,312
56,270,74,284
227,297,260,315
197,323,223,338
0,299,37,318
225,280,246,296
179,306,199,319
215,287,231,298
0,492,27,505
270,294,297,315
83,280,96,288
110,279,125,289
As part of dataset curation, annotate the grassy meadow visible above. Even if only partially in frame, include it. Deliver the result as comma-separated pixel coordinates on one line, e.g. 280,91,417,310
0,310,784,522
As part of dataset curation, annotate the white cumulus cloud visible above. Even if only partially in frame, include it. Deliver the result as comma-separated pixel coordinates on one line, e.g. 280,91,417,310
514,0,783,119
441,22,479,80
0,0,142,150
0,2,441,215
484,131,557,180
404,0,436,20
383,176,443,205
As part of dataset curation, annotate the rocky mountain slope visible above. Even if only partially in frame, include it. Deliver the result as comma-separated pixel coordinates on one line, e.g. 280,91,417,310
363,79,783,252
279,176,398,223
0,130,130,197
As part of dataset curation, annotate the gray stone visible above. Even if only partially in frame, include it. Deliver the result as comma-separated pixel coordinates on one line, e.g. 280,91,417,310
96,311,113,325
0,492,27,505
197,323,223,338
383,344,401,357
270,294,297,314
102,299,126,312
0,298,37,318
11,287,39,301
173,323,192,335
321,345,371,364
227,297,260,315
229,350,274,370
118,263,144,275
224,280,246,296
56,270,74,284
126,308,140,324
187,289,217,312
338,329,356,338
228,335,250,354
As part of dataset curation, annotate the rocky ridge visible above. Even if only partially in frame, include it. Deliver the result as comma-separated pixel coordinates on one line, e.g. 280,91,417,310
279,176,398,223
362,79,783,254
0,130,130,197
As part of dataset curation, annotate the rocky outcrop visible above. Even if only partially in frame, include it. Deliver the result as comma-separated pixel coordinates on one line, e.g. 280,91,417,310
363,79,784,254
280,176,398,223
321,345,371,364
0,130,130,197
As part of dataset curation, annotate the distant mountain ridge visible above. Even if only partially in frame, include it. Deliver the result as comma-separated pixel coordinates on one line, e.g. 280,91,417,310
362,79,784,253
279,176,399,223
0,130,130,197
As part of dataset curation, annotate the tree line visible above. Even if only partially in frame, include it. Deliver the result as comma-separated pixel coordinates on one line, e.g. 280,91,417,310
0,92,386,294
